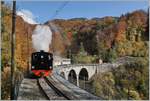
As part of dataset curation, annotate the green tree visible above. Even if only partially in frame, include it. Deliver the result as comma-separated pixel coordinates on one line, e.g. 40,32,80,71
79,42,87,55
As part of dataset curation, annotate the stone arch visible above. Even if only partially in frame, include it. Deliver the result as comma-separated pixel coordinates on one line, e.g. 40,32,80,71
60,72,65,79
79,68,89,80
79,68,89,89
68,69,77,85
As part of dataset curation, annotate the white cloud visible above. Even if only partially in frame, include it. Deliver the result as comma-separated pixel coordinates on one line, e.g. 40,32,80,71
17,9,38,24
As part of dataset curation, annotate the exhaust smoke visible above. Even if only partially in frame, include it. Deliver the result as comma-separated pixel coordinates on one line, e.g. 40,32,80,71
32,25,52,52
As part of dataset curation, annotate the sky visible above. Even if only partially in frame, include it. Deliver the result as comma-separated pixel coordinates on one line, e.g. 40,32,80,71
12,0,149,24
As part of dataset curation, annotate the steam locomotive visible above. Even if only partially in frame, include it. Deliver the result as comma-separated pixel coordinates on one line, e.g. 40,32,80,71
31,50,53,77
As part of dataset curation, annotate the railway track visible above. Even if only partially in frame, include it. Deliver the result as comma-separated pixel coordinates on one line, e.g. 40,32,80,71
37,77,71,100
18,74,100,100
37,78,50,100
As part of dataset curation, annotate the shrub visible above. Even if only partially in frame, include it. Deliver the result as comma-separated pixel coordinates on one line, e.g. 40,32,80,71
72,54,96,64
129,90,141,100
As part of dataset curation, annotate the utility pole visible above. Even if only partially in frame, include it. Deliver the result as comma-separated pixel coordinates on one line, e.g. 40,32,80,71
11,1,16,100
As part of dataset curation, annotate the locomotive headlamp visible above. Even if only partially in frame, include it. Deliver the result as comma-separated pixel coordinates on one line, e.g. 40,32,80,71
32,66,35,69
41,55,44,58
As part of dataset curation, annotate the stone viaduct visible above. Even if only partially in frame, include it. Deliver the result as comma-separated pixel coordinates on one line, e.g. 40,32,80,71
55,63,121,86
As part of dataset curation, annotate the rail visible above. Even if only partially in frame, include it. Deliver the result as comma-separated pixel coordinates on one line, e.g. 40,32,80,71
37,79,50,100
44,77,71,100
37,77,73,100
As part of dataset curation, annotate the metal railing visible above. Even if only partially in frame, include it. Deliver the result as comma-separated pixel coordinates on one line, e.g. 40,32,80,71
13,71,24,99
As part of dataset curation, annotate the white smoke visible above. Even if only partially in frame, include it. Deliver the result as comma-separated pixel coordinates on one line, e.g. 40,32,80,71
17,9,38,24
32,25,52,52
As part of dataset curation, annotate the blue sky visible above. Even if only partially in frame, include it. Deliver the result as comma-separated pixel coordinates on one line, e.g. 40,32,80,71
15,0,149,24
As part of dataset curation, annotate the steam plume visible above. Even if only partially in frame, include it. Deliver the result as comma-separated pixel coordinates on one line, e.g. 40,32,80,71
32,25,52,52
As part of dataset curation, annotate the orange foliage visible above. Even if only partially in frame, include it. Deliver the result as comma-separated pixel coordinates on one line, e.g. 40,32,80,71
115,21,127,42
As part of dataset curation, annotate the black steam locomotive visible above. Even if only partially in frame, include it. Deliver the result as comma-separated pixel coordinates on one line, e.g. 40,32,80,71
31,50,53,77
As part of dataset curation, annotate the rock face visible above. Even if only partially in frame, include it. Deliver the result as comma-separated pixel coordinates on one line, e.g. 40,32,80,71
15,16,36,70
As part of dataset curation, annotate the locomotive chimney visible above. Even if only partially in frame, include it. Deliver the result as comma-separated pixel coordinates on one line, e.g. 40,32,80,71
40,50,44,52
